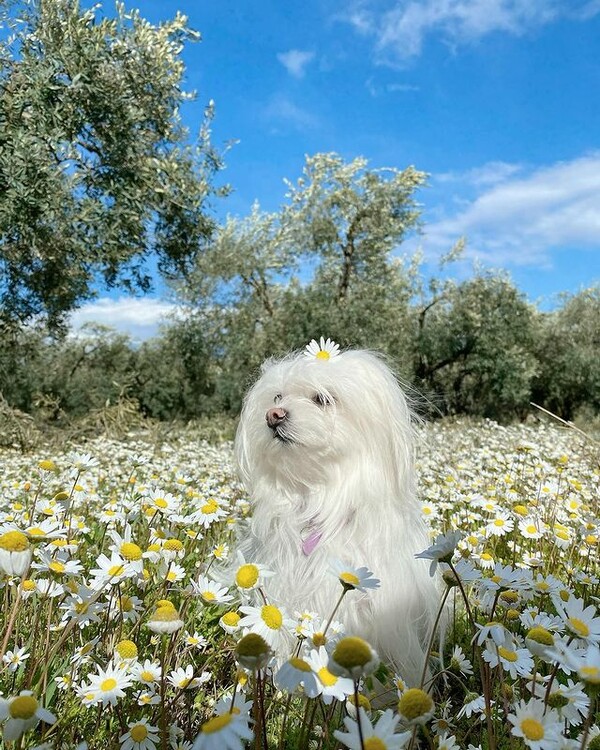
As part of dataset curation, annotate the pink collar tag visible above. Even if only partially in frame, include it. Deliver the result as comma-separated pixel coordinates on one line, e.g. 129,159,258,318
302,530,322,556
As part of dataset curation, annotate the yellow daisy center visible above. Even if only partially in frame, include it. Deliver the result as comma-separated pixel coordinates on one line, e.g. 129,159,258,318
202,591,216,602
120,542,142,561
289,657,312,672
498,646,518,662
236,564,259,589
49,560,65,574
22,579,36,591
312,632,327,647
130,724,148,741
398,688,434,720
332,636,372,669
317,667,337,686
364,739,386,750
163,539,184,552
527,627,554,646
315,350,330,360
108,564,125,577
261,604,283,629
141,670,155,682
27,527,45,536
38,460,56,471
9,695,38,719
202,713,233,734
339,572,360,587
568,617,590,637
116,640,138,659
100,678,117,691
201,499,219,514
0,530,29,552
152,606,179,622
521,718,544,741
222,612,240,626
154,498,168,509
580,666,600,683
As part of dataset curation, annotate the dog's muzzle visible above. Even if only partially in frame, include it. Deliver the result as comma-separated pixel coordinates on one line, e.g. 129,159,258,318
266,407,291,442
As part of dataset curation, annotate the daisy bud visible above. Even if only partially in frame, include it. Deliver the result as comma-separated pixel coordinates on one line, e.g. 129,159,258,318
235,633,272,670
328,636,379,679
397,688,435,725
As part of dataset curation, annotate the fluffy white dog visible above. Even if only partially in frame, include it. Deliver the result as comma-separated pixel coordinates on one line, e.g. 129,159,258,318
234,338,441,686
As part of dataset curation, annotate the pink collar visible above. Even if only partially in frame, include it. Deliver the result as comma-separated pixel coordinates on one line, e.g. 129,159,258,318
302,529,322,556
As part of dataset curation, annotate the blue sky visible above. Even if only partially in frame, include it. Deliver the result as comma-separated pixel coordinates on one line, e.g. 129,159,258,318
71,0,600,338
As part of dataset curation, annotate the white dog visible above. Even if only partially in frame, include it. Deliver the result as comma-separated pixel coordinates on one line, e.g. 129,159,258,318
234,338,441,686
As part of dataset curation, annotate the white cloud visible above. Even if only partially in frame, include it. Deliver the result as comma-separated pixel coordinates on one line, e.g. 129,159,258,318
277,49,315,78
339,0,598,65
263,94,320,130
436,160,523,187
69,297,181,341
421,153,600,266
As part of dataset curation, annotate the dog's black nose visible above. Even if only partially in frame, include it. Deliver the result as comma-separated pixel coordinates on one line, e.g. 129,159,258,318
266,407,287,428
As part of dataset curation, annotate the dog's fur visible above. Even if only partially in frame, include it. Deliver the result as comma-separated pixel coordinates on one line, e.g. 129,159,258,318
234,346,441,686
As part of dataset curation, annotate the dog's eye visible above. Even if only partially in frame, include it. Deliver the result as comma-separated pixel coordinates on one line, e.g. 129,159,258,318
312,392,334,407
273,393,282,404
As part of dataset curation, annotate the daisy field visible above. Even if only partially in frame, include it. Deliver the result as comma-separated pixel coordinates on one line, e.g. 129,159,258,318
0,419,598,749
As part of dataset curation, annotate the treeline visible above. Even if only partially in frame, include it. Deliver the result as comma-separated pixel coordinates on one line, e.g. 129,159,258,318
0,277,598,427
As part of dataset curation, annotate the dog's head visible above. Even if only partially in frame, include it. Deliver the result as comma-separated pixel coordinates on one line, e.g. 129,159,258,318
235,343,416,497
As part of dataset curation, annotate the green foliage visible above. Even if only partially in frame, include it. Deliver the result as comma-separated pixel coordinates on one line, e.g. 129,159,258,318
412,273,539,420
0,0,224,330
532,286,600,421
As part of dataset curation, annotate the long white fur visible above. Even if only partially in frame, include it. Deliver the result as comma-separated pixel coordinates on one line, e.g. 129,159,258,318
235,347,442,686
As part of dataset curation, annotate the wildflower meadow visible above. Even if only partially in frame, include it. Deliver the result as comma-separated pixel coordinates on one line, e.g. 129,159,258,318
0,419,598,749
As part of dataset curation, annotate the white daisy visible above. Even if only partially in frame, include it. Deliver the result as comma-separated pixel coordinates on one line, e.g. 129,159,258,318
304,647,355,704
238,603,295,649
334,708,411,750
84,664,133,706
191,711,253,750
133,660,162,687
0,691,56,741
190,575,234,605
415,530,464,576
558,596,600,643
2,646,30,673
304,337,340,361
274,656,322,698
119,718,160,750
508,698,562,750
167,665,211,690
329,560,380,592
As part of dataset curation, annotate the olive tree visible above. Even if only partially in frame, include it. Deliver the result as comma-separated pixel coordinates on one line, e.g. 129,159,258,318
0,0,225,330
